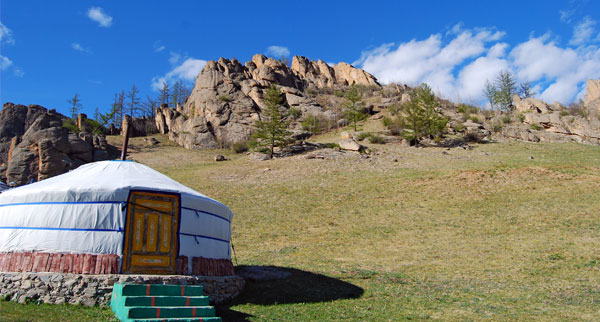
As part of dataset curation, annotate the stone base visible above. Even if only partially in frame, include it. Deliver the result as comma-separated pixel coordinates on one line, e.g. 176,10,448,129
0,272,244,306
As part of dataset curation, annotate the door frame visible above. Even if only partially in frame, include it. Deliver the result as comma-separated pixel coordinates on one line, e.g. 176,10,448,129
121,189,181,274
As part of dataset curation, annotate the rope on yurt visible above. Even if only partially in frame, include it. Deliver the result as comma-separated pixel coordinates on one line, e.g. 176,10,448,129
231,241,238,266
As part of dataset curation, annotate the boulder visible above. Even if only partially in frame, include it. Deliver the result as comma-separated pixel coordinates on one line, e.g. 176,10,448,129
338,139,363,151
333,62,380,88
513,94,553,113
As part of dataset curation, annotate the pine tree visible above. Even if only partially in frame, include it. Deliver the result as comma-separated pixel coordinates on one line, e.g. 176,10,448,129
519,81,535,98
67,93,82,120
484,80,497,109
344,85,367,131
400,83,448,145
250,84,292,158
494,70,517,111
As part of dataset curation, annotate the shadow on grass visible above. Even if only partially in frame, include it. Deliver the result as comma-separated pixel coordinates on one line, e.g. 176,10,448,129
216,265,364,322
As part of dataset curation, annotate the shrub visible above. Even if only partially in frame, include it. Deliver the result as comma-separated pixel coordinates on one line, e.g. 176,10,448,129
289,107,301,119
301,114,326,134
219,94,230,103
469,115,481,123
355,132,370,141
530,123,542,131
451,122,465,132
518,113,525,123
461,112,470,122
387,103,401,116
382,116,392,127
457,104,479,114
62,119,80,133
368,134,385,144
465,130,483,143
560,110,569,117
383,116,404,136
85,118,105,135
501,115,512,124
492,122,502,133
231,141,249,154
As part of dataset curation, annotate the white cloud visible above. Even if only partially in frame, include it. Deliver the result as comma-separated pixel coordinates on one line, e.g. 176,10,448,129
355,28,504,101
560,9,575,23
152,57,207,91
266,45,290,58
71,42,90,53
570,16,597,46
0,55,13,70
355,26,600,105
153,41,165,53
87,7,113,27
13,67,24,77
0,22,14,45
169,52,181,65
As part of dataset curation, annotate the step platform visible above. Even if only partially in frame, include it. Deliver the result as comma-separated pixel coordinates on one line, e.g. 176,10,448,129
111,283,222,322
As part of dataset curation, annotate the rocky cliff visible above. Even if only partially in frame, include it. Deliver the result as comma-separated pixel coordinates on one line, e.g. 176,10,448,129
155,54,380,149
0,103,118,185
584,79,600,113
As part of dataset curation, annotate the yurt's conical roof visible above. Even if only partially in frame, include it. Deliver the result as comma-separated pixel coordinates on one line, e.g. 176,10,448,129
0,160,231,220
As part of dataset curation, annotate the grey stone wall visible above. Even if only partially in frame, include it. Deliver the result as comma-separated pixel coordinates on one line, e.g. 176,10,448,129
0,272,245,306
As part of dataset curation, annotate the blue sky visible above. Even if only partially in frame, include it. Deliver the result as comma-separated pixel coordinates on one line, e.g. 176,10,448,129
1,0,600,117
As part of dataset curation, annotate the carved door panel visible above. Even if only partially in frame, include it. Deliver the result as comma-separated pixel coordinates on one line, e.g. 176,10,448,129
122,191,180,274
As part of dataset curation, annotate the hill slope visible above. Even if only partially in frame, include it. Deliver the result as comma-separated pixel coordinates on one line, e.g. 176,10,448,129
118,133,600,321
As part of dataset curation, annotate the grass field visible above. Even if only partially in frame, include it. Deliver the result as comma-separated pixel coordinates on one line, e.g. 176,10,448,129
1,134,599,321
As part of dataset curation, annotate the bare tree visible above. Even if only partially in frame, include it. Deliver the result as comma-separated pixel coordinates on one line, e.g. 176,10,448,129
126,84,140,117
141,95,158,118
159,82,170,107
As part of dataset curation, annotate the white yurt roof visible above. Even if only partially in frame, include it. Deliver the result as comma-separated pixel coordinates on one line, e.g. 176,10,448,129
0,160,232,259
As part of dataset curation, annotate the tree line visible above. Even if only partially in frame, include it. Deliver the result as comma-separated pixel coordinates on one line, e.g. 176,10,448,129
67,80,191,129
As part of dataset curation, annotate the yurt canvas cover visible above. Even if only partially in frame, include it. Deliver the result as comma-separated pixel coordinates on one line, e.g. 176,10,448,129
0,160,233,275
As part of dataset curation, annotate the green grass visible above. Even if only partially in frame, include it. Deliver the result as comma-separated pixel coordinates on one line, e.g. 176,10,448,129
3,135,600,321
0,302,118,321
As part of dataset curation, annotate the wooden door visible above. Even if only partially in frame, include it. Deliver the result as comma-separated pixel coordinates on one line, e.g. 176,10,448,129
122,191,180,274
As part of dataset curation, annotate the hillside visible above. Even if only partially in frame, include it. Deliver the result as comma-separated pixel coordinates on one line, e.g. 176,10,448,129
102,132,599,321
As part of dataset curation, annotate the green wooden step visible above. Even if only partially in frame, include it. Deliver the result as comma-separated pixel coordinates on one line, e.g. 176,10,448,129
124,295,210,307
127,306,216,319
129,318,221,322
122,284,205,296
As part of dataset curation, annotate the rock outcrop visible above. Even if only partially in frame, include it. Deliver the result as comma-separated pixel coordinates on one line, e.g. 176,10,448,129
290,56,380,88
584,79,600,112
122,116,158,137
505,96,600,144
156,54,381,149
0,103,118,185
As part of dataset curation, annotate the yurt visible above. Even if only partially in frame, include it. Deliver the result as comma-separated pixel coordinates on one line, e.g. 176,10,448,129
0,160,234,276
